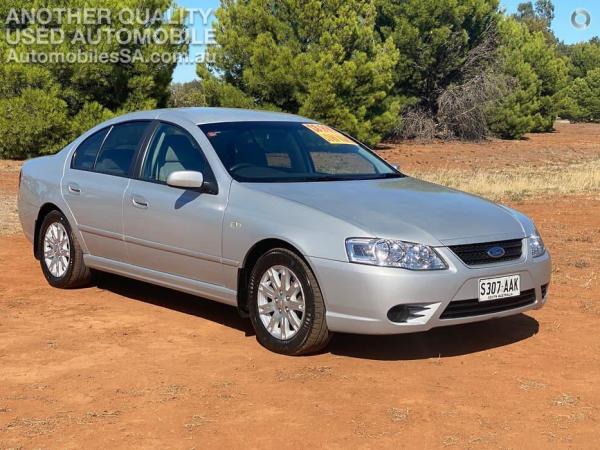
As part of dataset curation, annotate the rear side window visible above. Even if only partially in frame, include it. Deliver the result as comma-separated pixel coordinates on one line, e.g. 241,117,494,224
94,122,149,177
71,128,109,171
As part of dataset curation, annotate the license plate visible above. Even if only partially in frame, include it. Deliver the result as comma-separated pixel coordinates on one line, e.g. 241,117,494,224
478,274,521,302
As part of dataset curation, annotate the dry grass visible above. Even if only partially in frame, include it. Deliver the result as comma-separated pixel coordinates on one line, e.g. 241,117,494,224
552,394,579,407
0,160,22,235
1,194,19,235
0,160,22,172
410,159,600,202
388,407,410,422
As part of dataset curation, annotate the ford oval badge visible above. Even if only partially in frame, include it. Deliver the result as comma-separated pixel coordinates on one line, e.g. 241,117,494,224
487,246,506,258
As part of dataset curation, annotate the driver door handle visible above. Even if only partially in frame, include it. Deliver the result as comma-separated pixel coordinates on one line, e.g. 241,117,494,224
132,195,149,209
67,183,81,194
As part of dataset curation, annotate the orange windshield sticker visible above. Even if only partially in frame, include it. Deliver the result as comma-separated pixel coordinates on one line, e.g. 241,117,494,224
303,124,355,145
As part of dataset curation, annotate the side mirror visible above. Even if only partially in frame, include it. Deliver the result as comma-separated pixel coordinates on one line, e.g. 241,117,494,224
166,170,204,189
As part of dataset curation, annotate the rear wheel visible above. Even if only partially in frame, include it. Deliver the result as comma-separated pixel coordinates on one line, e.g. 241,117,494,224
248,248,331,355
38,210,91,288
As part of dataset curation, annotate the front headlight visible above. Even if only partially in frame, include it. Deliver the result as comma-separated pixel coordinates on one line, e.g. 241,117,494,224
345,238,447,270
529,228,546,258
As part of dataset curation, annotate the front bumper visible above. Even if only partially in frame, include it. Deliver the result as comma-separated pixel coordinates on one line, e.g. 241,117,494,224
309,242,551,335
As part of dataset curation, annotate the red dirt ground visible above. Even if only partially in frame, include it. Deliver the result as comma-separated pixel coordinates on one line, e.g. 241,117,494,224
378,122,600,172
1,124,599,448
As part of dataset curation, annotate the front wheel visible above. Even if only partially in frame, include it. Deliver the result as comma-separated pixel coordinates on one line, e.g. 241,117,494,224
248,248,331,355
38,210,91,289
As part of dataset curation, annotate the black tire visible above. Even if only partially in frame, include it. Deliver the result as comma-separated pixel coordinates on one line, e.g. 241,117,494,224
248,248,332,355
38,210,91,289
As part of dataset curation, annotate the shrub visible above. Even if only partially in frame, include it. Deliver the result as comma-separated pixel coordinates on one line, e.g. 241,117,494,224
169,73,256,110
70,102,115,138
559,69,600,123
561,39,600,80
0,88,69,159
487,17,568,138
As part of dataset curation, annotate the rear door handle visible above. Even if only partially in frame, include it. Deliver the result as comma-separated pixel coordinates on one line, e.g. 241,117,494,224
67,183,81,194
132,195,149,209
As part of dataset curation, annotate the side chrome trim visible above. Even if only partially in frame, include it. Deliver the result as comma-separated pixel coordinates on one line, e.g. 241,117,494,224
84,254,237,306
124,235,221,263
222,257,239,267
123,235,240,267
124,236,239,267
79,224,124,241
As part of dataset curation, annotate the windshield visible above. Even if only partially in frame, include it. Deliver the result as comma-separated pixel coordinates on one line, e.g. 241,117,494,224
199,121,403,182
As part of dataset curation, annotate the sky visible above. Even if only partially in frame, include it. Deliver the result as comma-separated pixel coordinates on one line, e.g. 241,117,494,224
171,0,219,83
172,0,600,83
502,0,599,43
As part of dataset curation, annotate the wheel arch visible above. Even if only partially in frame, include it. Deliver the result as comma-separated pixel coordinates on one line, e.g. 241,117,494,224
33,203,64,259
236,238,316,315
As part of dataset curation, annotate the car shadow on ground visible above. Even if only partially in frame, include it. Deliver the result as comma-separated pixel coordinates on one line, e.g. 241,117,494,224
93,271,539,361
93,271,254,335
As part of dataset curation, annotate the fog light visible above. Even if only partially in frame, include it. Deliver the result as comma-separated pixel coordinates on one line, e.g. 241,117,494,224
387,305,429,323
387,305,410,323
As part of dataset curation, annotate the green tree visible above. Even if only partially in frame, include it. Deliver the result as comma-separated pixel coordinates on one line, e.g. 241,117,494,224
560,39,600,80
0,0,187,158
515,0,555,27
200,0,400,145
0,88,69,158
375,0,500,115
516,2,535,20
488,17,568,138
559,68,600,122
534,0,555,26
169,68,255,109
514,0,556,44
69,102,115,138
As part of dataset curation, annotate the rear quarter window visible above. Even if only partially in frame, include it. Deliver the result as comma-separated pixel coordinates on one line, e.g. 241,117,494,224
71,128,109,171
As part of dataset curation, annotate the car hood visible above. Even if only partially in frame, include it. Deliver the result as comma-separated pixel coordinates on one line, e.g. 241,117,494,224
246,177,527,246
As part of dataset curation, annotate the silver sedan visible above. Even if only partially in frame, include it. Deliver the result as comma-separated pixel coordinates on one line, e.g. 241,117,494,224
18,108,551,355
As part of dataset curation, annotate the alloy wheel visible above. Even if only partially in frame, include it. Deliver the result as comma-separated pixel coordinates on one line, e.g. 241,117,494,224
257,265,306,340
43,222,71,278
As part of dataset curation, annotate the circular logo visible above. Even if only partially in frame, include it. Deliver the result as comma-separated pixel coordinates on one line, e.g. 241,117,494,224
571,8,591,30
487,246,506,258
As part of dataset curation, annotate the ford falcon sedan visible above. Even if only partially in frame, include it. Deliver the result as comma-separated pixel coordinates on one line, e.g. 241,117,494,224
18,108,551,355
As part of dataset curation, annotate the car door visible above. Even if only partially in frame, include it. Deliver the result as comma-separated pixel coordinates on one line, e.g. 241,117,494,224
122,122,228,286
62,121,151,261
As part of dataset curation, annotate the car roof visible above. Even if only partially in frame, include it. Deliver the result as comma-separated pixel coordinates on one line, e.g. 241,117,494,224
114,107,317,125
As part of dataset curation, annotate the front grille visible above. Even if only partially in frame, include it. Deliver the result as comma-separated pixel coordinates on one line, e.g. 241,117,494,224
440,289,536,319
449,239,523,266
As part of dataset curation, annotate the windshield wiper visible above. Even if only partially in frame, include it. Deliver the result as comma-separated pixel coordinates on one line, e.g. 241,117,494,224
295,173,405,182
275,176,340,182
377,173,405,179
242,173,405,183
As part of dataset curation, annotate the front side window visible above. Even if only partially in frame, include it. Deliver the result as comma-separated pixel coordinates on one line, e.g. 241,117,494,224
94,122,149,177
141,123,205,183
71,128,109,171
199,121,401,182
